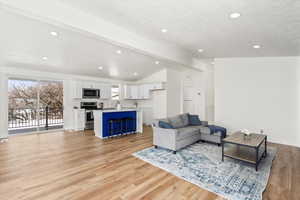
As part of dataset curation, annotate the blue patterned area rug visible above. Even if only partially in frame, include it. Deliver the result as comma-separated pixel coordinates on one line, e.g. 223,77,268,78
133,142,276,200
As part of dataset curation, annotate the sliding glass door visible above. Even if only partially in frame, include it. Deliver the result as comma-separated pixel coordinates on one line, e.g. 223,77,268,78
8,78,63,134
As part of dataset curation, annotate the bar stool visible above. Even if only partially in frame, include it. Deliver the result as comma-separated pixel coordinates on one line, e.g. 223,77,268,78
122,117,134,134
109,118,122,136
127,118,136,132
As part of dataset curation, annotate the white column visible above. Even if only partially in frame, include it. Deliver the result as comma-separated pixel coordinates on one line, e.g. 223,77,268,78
0,72,8,138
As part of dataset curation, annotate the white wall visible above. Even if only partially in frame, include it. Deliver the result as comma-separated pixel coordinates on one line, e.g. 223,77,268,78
204,65,215,121
166,68,182,117
215,57,300,147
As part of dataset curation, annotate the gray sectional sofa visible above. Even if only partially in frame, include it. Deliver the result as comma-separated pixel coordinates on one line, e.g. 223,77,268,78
152,113,225,153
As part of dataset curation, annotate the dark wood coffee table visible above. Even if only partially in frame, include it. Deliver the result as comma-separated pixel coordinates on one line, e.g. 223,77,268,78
222,132,267,171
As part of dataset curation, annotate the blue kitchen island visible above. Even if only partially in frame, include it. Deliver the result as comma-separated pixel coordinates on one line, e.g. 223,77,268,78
93,109,143,139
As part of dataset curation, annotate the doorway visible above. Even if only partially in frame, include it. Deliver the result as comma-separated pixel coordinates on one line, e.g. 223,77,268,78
8,78,64,134
182,77,205,118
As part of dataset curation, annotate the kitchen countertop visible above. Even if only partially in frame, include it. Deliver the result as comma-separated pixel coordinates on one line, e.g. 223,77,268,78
93,108,141,113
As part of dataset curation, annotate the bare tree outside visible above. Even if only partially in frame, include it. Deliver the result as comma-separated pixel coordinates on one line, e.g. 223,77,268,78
8,79,63,132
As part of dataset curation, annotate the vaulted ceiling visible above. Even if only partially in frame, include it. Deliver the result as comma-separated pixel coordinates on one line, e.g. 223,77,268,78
0,10,184,81
0,0,299,80
61,0,300,57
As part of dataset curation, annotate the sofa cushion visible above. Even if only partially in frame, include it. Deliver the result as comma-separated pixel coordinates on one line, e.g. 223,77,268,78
158,120,173,129
168,115,185,128
207,125,227,138
188,114,202,126
192,125,211,134
176,127,200,140
180,113,189,127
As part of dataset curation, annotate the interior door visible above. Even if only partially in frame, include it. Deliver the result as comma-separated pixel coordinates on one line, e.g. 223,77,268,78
182,79,204,118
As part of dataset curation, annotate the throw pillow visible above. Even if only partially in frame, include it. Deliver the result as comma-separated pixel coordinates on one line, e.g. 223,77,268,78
158,121,173,129
180,113,189,126
168,115,185,128
188,114,202,126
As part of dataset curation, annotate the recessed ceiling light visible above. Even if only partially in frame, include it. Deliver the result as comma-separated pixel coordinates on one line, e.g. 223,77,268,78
211,62,215,65
42,57,48,60
50,31,58,36
253,45,261,49
133,72,138,76
116,50,122,54
230,12,241,19
98,66,103,70
161,29,168,33
155,61,160,65
198,49,204,53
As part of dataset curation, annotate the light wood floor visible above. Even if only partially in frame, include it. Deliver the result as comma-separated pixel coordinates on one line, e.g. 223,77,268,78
0,126,299,200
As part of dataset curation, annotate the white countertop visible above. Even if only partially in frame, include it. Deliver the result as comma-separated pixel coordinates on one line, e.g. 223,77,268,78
93,108,141,113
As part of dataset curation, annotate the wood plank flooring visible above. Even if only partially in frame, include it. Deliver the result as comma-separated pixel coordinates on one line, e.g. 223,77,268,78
0,126,299,200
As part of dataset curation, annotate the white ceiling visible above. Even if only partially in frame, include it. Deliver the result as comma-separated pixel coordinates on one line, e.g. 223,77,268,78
61,0,300,58
1,0,299,81
0,10,183,81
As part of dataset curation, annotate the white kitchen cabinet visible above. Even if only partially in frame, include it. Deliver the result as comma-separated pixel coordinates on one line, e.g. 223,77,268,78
123,85,131,99
72,80,83,99
138,85,145,99
73,109,85,131
150,82,164,90
130,85,139,99
94,83,102,91
124,83,163,100
83,81,96,89
144,84,152,99
100,85,111,99
124,85,137,99
139,84,151,99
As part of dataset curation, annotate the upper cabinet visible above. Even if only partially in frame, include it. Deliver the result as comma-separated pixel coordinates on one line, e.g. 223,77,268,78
149,83,164,90
100,85,111,99
72,80,83,99
72,80,164,100
83,82,97,89
124,84,139,99
72,80,111,99
139,84,151,99
123,82,165,100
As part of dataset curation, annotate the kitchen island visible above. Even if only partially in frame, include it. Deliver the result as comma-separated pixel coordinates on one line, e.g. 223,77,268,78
93,109,143,139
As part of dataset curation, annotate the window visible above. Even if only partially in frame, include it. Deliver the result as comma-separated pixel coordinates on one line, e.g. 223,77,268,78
8,78,64,134
111,85,120,100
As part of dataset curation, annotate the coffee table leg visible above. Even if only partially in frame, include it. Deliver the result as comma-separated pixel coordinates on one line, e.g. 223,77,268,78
264,137,267,157
222,142,224,162
255,147,258,171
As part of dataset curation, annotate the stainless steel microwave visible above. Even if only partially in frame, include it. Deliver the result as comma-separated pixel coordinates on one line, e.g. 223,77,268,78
82,88,100,99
